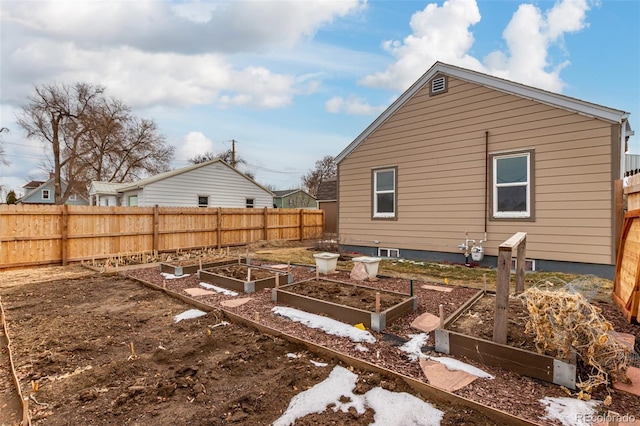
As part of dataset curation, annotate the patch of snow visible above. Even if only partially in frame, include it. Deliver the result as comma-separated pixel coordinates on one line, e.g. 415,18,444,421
427,356,494,379
173,309,206,323
540,396,601,426
161,272,191,280
399,333,429,361
273,365,444,426
286,353,298,358
272,307,376,343
310,360,328,367
355,343,369,352
199,282,239,296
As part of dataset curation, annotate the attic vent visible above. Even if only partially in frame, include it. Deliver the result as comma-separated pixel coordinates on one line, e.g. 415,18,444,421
431,76,446,94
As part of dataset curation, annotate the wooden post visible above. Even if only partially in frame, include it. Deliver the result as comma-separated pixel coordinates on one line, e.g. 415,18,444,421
247,268,251,282
439,304,444,329
199,258,202,271
483,273,487,294
515,237,526,293
61,204,69,266
263,206,269,241
153,205,159,253
493,246,512,345
216,208,222,250
375,292,380,314
315,268,319,280
614,179,624,262
299,209,304,241
275,273,280,288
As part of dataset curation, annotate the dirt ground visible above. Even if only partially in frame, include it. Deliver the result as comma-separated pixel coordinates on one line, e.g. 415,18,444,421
282,279,409,311
0,270,495,426
1,248,639,426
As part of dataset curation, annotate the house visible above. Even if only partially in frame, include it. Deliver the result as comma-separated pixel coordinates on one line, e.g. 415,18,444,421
18,176,89,205
316,178,337,234
89,159,274,208
335,62,633,278
272,189,316,209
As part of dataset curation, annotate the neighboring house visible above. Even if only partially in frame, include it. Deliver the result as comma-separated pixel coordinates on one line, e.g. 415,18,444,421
335,61,634,278
18,177,89,205
316,178,337,234
272,189,316,209
89,159,274,208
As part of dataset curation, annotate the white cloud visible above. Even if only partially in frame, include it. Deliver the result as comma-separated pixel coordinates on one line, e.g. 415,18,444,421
325,96,386,116
360,0,591,93
2,0,366,54
177,131,216,161
360,0,483,91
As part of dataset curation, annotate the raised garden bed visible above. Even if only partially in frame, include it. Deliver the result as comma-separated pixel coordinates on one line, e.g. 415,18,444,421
273,278,417,332
198,263,293,293
442,294,580,389
159,256,248,276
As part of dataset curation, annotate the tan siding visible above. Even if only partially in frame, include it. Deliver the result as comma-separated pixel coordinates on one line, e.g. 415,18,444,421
339,75,615,266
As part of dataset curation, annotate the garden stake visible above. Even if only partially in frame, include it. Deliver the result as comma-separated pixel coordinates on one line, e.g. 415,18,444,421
247,268,251,282
483,274,487,294
316,269,319,280
199,259,202,271
375,292,380,314
439,304,444,329
275,273,280,288
410,280,414,297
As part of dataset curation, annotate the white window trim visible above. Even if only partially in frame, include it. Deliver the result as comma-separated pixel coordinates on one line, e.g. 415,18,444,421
198,195,209,208
493,152,530,219
373,168,396,218
378,248,399,258
41,189,50,200
246,198,255,208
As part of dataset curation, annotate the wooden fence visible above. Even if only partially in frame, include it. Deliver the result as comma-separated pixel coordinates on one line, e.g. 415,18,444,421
0,205,324,269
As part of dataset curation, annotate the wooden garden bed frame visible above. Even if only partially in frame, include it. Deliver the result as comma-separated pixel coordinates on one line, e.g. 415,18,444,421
159,257,248,276
198,264,293,293
273,278,417,332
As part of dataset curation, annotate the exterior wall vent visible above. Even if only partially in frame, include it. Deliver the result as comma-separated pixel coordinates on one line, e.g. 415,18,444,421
430,76,447,95
511,258,536,271
378,248,399,258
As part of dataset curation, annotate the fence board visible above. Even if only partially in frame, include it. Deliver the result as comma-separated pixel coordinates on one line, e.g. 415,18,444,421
0,205,323,269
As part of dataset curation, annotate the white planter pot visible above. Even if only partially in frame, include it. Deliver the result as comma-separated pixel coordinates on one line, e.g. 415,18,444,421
313,252,340,274
351,256,382,279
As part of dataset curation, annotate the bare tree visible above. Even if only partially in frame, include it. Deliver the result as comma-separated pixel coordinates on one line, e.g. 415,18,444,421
188,148,255,179
0,127,8,166
17,82,173,204
302,155,336,197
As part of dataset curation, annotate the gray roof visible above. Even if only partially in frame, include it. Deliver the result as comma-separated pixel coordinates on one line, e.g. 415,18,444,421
316,178,337,201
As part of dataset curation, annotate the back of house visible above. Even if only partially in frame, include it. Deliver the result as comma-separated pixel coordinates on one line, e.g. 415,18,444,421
336,62,632,278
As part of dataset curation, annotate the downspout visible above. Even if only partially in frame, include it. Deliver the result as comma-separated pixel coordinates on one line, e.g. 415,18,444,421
484,131,489,242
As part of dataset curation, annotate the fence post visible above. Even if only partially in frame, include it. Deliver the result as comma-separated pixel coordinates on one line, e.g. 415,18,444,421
263,207,268,241
61,204,68,266
153,205,159,253
216,207,222,249
299,209,304,241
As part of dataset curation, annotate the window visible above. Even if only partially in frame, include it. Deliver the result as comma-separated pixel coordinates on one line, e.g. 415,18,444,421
511,258,536,271
128,195,138,207
491,151,534,219
246,198,255,208
378,248,400,258
198,196,209,208
373,168,397,219
42,189,50,200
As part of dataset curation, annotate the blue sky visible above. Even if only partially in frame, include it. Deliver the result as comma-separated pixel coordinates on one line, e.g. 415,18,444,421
1,0,638,198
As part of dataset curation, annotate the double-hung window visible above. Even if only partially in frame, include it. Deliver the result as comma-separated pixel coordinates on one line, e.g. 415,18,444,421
42,189,51,200
198,196,209,208
373,167,396,219
492,151,533,219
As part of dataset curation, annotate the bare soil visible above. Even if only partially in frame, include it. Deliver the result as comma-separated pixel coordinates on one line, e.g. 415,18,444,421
281,279,409,311
206,264,276,281
1,246,639,425
0,270,494,425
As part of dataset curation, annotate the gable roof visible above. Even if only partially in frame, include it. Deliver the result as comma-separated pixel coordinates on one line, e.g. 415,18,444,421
18,177,89,204
114,159,274,195
336,61,631,163
23,180,44,189
89,181,127,195
272,189,314,198
316,178,337,201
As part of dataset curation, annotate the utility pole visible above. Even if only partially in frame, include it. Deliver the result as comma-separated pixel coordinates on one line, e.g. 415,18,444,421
231,139,236,167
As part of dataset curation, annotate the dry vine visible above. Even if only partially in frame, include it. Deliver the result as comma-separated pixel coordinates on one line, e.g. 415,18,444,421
516,287,631,399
